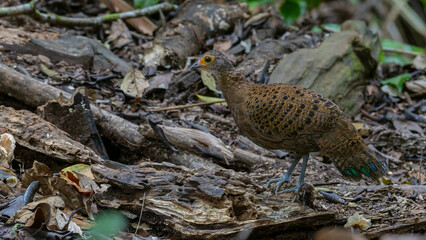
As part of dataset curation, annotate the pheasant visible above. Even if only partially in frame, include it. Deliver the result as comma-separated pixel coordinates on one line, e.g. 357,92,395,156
190,50,387,199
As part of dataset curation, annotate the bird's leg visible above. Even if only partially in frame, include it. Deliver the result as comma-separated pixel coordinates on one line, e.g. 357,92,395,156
276,155,309,202
266,155,302,194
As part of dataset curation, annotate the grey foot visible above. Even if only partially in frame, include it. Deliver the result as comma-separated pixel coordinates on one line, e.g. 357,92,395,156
277,181,307,202
266,176,293,194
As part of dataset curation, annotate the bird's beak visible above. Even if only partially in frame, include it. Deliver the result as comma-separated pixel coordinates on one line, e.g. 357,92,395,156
190,61,205,70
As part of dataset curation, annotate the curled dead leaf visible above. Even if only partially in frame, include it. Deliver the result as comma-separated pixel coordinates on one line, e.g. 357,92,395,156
0,133,16,167
60,164,99,194
344,212,371,230
213,39,232,52
405,78,426,94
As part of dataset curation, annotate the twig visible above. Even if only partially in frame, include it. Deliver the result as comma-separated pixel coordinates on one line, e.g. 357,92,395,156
0,2,176,26
147,100,226,112
202,112,234,126
195,144,229,165
65,207,85,229
360,109,381,122
403,92,413,105
134,192,146,234
34,3,176,26
0,0,38,17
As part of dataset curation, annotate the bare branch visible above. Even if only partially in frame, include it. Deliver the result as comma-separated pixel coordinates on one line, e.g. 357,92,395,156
0,0,39,17
0,2,176,27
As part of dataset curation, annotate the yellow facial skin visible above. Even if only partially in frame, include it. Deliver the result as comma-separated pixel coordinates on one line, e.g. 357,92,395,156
199,55,216,67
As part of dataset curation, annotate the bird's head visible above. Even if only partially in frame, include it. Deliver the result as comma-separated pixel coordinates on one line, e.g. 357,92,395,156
190,50,234,77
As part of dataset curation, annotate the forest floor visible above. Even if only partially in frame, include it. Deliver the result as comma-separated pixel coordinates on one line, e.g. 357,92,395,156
0,0,425,239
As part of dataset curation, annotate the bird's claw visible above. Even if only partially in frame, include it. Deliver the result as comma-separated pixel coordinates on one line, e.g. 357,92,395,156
268,178,309,202
276,185,299,194
266,176,293,194
278,182,305,202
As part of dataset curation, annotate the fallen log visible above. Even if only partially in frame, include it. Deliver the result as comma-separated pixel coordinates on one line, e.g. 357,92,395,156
143,0,249,67
0,63,145,150
37,87,109,160
92,161,336,240
0,63,271,170
0,106,103,165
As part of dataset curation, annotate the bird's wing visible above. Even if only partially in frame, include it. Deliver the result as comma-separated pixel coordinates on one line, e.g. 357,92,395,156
243,84,344,139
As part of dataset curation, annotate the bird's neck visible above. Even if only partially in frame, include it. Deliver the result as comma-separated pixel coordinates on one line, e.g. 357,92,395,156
216,71,254,106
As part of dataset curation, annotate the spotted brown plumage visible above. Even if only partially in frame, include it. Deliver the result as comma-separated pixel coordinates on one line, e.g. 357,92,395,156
191,50,387,199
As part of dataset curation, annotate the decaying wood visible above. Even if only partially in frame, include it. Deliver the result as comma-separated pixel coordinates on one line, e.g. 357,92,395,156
0,63,269,170
140,123,275,170
1,35,132,74
0,63,144,150
233,148,278,168
37,87,109,160
146,99,226,112
363,219,426,239
143,0,249,67
92,161,336,240
141,124,233,163
0,106,103,164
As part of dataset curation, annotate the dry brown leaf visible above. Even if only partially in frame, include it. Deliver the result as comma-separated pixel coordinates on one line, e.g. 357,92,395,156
0,133,15,167
11,196,65,230
391,118,424,136
366,85,378,96
108,20,133,46
344,212,371,230
213,39,232,52
98,0,157,35
144,72,173,95
413,54,426,70
405,78,426,94
120,69,149,98
25,203,51,228
55,210,83,236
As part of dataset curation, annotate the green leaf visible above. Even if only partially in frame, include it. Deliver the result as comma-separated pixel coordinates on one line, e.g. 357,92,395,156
379,39,423,66
195,94,227,106
134,0,158,9
242,0,322,23
240,0,274,8
379,53,413,66
200,70,222,94
280,0,304,25
380,73,411,93
320,23,341,32
88,210,128,237
381,39,423,54
311,26,322,33
306,0,321,8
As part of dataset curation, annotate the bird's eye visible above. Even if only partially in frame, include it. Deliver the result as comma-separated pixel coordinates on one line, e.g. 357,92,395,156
204,56,212,63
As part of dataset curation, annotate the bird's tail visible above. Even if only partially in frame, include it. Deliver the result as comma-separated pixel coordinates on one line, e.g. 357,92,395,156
317,120,387,181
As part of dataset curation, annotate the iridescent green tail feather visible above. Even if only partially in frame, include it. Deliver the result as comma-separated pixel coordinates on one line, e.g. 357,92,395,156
317,119,388,181
335,148,387,181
